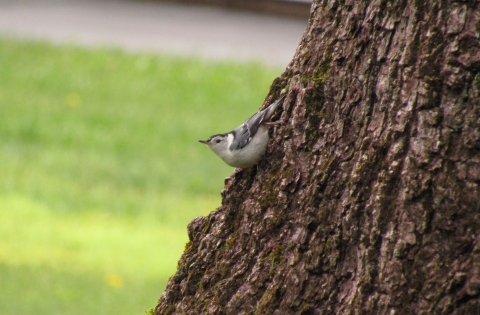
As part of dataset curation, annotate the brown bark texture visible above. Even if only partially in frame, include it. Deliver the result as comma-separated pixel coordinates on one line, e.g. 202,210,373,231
155,0,480,314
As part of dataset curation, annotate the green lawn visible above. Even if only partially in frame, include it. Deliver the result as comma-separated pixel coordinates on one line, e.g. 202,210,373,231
0,38,280,314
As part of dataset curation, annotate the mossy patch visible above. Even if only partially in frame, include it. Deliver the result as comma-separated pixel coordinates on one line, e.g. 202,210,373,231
268,244,286,276
144,308,155,315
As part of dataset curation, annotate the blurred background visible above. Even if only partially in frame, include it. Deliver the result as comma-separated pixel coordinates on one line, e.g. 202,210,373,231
0,0,309,314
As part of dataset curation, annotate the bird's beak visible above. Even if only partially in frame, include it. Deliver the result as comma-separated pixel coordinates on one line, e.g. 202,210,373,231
198,139,208,144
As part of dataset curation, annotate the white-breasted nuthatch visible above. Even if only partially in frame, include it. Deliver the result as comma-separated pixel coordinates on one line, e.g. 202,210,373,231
199,95,285,169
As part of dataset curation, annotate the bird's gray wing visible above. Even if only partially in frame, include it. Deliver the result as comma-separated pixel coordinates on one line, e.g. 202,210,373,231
229,95,285,151
229,110,267,150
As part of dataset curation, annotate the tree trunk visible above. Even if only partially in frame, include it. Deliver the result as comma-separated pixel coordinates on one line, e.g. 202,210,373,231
155,0,480,314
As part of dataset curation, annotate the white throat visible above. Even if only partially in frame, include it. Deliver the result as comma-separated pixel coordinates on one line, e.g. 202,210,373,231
226,133,235,149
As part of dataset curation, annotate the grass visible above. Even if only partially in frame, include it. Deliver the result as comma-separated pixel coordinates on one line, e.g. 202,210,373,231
0,38,280,314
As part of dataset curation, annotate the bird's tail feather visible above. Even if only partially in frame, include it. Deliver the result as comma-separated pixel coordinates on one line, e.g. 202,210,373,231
264,94,286,121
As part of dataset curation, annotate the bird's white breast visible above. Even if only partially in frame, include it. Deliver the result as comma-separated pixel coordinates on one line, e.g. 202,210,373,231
221,126,269,168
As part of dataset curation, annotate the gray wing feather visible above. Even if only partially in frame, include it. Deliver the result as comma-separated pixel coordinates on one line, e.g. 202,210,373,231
229,95,285,151
230,111,266,150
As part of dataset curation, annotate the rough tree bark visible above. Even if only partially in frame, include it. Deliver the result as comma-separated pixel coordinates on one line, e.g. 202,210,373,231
155,0,480,314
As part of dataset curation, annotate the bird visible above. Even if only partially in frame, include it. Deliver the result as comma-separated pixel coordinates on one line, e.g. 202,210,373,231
199,95,285,169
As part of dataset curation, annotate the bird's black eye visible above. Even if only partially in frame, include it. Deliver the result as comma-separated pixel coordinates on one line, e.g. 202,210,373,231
215,139,221,143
